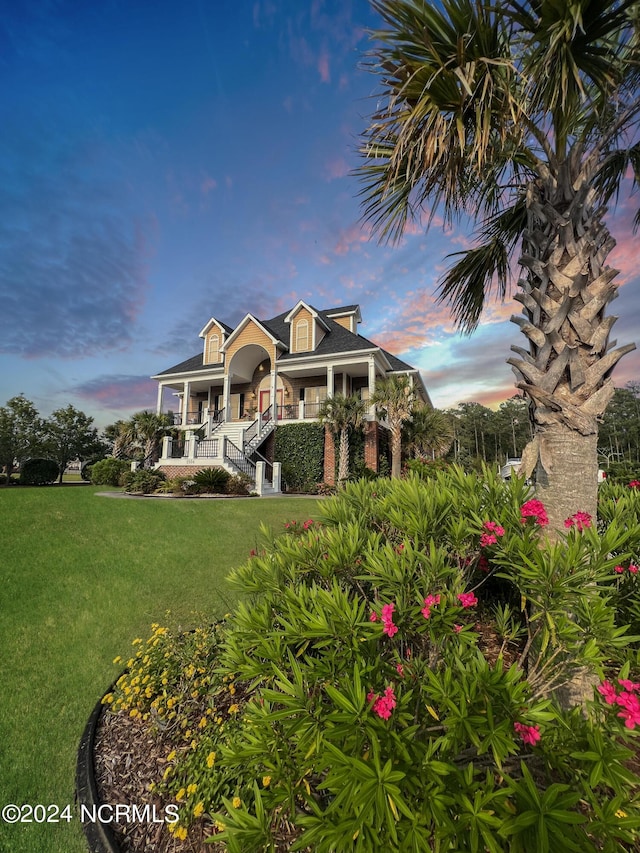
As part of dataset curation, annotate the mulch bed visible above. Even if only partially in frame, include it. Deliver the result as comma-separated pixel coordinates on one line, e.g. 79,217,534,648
93,711,223,853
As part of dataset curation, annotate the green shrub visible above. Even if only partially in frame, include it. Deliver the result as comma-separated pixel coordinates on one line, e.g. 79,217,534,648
90,458,131,486
275,423,324,491
121,469,166,494
192,467,230,493
107,467,640,851
19,458,59,485
226,473,252,495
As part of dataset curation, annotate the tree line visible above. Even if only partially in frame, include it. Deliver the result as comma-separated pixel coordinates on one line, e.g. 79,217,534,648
2,382,639,486
0,395,170,485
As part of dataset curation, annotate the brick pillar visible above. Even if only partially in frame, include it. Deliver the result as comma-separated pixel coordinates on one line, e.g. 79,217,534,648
324,426,336,485
364,421,379,473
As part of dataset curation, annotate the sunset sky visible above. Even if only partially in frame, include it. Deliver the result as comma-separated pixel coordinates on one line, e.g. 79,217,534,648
2,0,638,429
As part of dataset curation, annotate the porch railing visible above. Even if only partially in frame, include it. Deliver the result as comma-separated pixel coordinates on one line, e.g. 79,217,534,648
223,437,256,479
196,439,219,458
170,440,185,458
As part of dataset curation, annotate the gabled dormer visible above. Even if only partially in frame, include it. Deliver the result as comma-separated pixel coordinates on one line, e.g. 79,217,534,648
325,305,362,334
199,317,232,366
284,301,330,353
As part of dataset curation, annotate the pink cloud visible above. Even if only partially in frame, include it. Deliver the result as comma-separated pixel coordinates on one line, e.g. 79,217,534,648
201,176,217,195
334,222,371,256
318,49,330,83
75,375,158,410
324,156,350,181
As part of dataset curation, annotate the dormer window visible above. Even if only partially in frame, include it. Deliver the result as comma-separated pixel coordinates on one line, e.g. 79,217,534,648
208,334,220,363
295,319,309,352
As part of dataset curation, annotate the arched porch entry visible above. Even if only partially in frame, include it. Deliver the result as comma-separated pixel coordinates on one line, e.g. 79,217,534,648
226,345,283,422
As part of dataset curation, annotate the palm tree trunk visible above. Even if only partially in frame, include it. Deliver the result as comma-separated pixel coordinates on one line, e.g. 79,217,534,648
338,427,349,482
391,427,402,479
508,158,635,533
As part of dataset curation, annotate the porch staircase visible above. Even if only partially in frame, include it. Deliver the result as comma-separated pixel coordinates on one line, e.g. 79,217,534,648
206,409,277,492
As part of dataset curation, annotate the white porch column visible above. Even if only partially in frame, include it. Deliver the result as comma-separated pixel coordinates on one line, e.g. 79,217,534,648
342,372,348,396
156,383,164,415
255,461,265,496
272,461,282,494
223,374,231,422
182,382,191,426
161,435,172,460
368,356,377,418
270,366,278,422
326,365,334,398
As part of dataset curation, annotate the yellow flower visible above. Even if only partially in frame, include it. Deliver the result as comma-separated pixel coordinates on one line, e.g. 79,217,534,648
132,638,142,645
167,750,176,762
228,683,236,695
112,656,122,665
129,708,138,718
232,797,242,809
187,783,198,796
198,717,208,729
228,704,240,714
163,766,172,780
193,801,204,818
214,820,225,831
262,776,271,787
102,693,114,704
176,788,185,802
616,809,628,818
206,751,216,768
175,825,188,841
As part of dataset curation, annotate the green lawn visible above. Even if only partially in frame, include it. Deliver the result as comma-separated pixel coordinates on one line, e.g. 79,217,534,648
0,486,320,853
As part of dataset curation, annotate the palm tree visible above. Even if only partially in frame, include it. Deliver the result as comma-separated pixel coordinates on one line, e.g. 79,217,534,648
358,0,640,533
371,375,415,478
318,394,367,482
404,405,455,461
132,411,172,468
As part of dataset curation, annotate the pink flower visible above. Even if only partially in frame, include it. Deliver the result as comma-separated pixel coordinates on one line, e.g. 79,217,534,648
396,663,404,677
457,592,478,608
630,564,639,575
381,602,398,637
454,624,463,633
421,593,441,620
366,691,377,704
629,481,640,488
615,691,640,729
480,533,498,547
514,721,541,746
618,679,640,692
615,565,625,574
369,611,378,622
372,686,397,720
483,521,505,537
564,511,592,531
303,519,314,530
520,499,549,526
597,680,618,705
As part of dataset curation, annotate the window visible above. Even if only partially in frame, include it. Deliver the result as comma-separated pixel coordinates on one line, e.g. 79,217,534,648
207,334,219,363
295,319,309,351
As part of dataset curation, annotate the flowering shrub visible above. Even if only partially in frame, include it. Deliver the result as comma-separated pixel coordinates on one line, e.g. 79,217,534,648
107,467,640,851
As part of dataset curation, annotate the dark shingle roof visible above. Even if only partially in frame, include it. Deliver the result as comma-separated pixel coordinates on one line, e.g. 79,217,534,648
155,304,417,376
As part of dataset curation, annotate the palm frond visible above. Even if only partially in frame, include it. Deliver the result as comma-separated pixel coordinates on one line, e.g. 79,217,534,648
437,196,528,333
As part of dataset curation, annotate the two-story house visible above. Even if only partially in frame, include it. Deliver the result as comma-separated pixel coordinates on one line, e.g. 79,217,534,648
151,301,431,492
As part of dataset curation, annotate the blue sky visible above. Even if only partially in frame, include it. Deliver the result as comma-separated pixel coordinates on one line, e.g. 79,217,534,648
1,0,638,430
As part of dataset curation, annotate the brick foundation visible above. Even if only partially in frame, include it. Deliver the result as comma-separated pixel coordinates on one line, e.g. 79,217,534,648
364,421,379,473
323,427,336,485
156,464,223,479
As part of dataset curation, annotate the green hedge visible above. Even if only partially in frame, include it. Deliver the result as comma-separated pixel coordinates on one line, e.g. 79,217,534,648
20,458,59,485
274,422,325,491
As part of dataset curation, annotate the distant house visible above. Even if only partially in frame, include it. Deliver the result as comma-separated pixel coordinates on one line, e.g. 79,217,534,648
151,301,430,492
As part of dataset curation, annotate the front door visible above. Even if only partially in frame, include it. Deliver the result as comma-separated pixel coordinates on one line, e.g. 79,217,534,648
259,390,283,415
